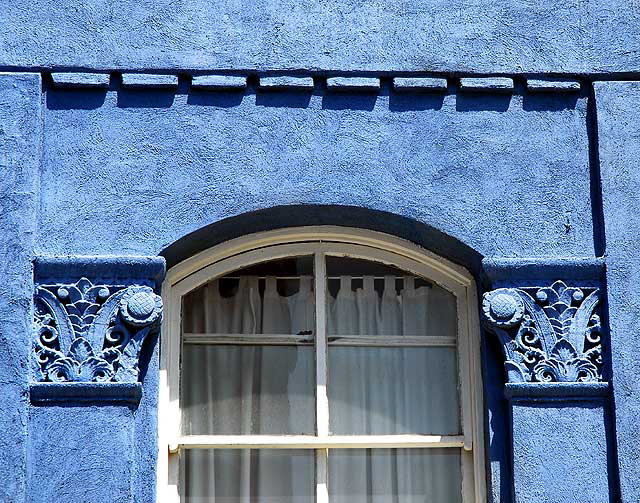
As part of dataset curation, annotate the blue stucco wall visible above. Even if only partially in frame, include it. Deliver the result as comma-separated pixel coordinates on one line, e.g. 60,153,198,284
594,81,640,503
511,398,609,503
32,78,603,503
1,0,639,74
0,1,638,502
0,73,41,503
38,83,593,260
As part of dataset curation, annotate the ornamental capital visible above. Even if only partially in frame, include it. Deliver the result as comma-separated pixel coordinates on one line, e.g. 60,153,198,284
482,280,602,383
33,277,163,383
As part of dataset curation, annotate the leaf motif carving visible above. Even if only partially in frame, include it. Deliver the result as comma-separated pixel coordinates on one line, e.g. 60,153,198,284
483,281,603,383
36,287,75,354
33,278,163,383
68,337,95,363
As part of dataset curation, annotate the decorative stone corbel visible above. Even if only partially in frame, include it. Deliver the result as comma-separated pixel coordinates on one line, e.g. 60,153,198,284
29,256,165,405
33,277,163,383
482,280,602,383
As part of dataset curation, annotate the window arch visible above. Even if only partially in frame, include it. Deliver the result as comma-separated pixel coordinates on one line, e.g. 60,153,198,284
158,226,485,503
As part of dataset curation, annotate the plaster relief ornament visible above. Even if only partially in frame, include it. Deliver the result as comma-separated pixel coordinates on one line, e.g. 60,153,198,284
33,278,163,383
482,281,602,383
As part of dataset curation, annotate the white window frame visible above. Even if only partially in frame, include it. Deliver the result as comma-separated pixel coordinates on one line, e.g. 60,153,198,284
157,226,486,503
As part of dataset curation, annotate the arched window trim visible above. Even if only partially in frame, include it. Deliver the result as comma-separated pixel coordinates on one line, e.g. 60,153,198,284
158,226,485,503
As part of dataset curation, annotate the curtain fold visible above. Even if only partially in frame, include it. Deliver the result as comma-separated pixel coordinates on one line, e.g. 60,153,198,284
182,275,460,502
326,276,460,503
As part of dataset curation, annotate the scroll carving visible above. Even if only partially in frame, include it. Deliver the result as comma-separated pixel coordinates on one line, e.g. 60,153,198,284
33,278,163,383
482,280,602,383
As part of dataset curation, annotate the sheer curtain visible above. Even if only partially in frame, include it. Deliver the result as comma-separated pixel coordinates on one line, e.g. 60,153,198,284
182,276,315,503
181,275,461,502
327,276,460,503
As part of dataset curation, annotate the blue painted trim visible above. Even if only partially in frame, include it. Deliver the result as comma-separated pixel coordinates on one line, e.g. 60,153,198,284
191,75,247,90
29,382,142,405
527,79,581,93
459,77,514,92
505,382,610,400
34,256,166,283
50,72,110,88
121,73,178,88
259,76,314,89
393,77,448,92
483,257,605,282
326,76,380,90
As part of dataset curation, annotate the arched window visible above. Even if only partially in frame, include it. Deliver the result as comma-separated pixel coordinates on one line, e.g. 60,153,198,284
159,227,485,503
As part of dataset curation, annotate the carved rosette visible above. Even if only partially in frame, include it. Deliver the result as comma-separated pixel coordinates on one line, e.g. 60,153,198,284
33,278,163,383
482,280,602,383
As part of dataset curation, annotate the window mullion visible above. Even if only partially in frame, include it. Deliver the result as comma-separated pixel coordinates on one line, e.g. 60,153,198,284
314,251,329,503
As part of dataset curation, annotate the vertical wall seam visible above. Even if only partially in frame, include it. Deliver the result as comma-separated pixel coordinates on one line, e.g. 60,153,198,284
587,81,622,502
586,82,606,258
599,273,622,503
25,72,45,503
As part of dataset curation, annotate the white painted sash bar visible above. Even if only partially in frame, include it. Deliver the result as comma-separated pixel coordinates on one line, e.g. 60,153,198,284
182,333,457,347
172,435,466,451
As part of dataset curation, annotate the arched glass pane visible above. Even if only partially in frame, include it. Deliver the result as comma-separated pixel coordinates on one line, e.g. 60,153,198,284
181,256,315,435
326,256,460,435
325,256,456,338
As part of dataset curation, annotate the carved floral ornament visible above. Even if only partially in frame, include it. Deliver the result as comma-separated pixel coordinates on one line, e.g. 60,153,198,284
482,281,602,383
33,278,163,383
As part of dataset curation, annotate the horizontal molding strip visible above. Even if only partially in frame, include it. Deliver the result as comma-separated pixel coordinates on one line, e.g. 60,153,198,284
259,76,314,89
459,77,514,92
192,75,247,90
327,76,380,90
34,255,166,283
505,382,610,400
527,79,581,92
171,434,465,451
482,257,605,283
121,73,178,88
40,71,590,96
30,383,142,405
393,77,448,92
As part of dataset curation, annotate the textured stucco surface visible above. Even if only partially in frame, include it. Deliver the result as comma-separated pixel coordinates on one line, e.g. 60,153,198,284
0,73,41,503
595,80,640,503
29,405,135,503
38,86,593,259
511,400,609,503
1,0,640,74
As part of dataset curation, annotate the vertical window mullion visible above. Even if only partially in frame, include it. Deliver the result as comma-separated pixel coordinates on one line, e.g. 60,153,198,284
314,251,329,503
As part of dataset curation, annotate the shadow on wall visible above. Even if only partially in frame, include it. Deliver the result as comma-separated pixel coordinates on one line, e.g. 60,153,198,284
44,76,582,113
160,204,484,277
46,89,108,110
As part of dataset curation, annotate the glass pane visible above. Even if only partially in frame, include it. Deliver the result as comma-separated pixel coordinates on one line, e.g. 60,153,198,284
183,256,314,337
183,449,315,503
329,449,461,503
182,345,315,434
325,257,456,338
329,347,460,434
181,255,316,435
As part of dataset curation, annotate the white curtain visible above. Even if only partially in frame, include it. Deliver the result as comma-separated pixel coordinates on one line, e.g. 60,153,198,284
327,276,461,503
181,275,461,503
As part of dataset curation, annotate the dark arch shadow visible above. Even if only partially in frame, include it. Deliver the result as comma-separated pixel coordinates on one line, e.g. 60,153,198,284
160,204,484,277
